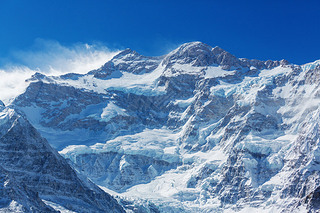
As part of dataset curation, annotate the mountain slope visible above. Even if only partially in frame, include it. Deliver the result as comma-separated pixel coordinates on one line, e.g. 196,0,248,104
0,104,124,212
10,41,320,212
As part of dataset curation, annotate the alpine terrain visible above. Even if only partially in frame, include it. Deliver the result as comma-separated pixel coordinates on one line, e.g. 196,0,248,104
0,100,125,212
2,41,320,212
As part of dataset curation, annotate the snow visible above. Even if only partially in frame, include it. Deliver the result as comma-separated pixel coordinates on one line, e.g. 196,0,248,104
18,105,45,125
183,147,227,164
53,64,167,96
164,64,236,79
204,66,236,79
0,201,25,212
42,200,77,213
122,170,195,199
173,96,196,108
61,128,181,163
210,76,261,100
235,133,293,156
59,145,91,162
100,102,128,122
164,63,203,77
119,155,130,171
224,206,277,213
0,107,15,127
259,66,291,77
95,146,227,212
302,59,320,71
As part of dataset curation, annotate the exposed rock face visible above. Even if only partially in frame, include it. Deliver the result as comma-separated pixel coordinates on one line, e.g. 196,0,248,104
9,41,320,212
0,105,124,212
0,165,56,213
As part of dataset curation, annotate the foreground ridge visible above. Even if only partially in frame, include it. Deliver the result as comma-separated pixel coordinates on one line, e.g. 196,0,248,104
0,104,124,212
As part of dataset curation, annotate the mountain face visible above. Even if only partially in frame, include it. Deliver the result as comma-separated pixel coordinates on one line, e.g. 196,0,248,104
8,41,320,212
0,104,124,212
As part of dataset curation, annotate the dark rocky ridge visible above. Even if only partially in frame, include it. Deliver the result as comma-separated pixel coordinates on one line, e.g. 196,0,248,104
0,105,124,212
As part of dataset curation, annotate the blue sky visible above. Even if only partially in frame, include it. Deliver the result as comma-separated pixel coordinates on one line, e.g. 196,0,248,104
0,0,320,65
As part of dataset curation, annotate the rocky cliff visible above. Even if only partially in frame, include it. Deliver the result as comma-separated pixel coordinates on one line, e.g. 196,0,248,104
0,104,124,212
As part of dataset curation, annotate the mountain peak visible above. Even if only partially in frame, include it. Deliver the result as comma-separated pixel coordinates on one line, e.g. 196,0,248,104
163,42,289,70
163,41,241,68
170,41,213,54
113,48,138,59
88,47,162,78
163,41,215,67
177,41,211,49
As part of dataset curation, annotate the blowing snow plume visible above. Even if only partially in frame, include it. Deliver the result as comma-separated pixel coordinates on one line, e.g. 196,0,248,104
0,39,119,105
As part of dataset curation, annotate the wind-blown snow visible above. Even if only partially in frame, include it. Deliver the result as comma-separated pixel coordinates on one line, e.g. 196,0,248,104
0,40,119,105
0,68,33,105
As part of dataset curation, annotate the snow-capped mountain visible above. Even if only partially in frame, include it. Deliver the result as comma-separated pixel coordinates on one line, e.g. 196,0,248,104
7,41,320,212
0,103,124,212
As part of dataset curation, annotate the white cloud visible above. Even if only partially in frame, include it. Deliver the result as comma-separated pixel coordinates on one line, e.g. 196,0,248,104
8,39,119,74
0,39,120,105
0,67,34,105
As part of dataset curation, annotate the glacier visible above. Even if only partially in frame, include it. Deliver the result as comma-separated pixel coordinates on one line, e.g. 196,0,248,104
2,41,320,212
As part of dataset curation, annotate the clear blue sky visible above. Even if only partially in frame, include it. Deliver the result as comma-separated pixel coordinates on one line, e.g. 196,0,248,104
0,0,319,65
